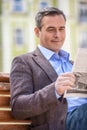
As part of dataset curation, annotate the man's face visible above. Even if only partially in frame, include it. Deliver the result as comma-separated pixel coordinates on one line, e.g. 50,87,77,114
34,14,66,53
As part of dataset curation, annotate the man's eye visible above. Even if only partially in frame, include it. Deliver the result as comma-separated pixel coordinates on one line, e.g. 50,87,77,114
60,28,65,31
47,29,55,32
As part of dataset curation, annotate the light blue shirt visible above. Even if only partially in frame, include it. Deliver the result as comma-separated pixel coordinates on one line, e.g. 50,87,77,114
38,45,87,112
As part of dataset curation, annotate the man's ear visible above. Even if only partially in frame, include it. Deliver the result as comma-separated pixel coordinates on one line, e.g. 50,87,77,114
34,27,40,37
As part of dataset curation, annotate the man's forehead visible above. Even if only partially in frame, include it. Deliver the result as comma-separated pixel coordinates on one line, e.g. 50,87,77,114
41,15,66,28
41,15,65,23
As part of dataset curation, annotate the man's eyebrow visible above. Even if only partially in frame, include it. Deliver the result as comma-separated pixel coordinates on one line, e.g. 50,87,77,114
47,26,55,29
47,26,65,29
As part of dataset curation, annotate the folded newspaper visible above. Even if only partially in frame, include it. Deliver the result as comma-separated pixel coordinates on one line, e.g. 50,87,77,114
64,46,87,97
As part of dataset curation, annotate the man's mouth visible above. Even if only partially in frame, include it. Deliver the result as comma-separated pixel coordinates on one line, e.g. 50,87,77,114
52,40,60,43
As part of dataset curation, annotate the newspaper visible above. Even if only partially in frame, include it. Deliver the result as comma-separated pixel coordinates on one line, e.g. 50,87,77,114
64,47,87,97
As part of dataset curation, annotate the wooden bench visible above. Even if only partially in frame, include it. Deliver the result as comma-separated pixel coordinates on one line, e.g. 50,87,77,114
0,72,32,130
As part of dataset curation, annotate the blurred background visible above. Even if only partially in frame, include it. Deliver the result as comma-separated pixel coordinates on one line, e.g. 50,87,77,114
0,0,87,72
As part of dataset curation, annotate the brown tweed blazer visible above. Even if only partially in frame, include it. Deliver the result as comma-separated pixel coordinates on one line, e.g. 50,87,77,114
10,47,68,130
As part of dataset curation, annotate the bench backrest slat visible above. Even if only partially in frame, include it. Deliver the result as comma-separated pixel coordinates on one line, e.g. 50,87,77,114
0,73,31,130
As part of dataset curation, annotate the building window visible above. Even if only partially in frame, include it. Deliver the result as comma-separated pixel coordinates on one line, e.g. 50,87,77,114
14,28,24,46
39,1,48,9
80,31,87,48
78,1,87,23
11,0,26,13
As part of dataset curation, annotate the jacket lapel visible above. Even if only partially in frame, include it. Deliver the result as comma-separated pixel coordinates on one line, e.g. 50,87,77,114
32,47,58,82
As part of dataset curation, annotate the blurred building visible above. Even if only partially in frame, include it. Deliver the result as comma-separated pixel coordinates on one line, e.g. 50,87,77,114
0,0,87,72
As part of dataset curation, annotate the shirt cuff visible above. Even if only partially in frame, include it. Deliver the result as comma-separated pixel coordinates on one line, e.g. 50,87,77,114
55,90,61,99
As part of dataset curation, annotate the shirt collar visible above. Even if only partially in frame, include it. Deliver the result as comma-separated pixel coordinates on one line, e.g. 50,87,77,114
38,45,70,62
38,45,54,60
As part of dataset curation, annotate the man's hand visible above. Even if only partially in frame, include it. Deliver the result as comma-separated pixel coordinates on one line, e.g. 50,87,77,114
55,72,76,96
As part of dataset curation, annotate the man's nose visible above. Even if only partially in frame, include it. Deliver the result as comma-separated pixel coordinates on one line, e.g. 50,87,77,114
54,31,60,38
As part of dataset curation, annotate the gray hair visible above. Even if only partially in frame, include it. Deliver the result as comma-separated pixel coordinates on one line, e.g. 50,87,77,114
35,7,66,30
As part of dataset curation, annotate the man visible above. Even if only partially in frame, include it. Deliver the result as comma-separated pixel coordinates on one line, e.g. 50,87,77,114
10,7,87,130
